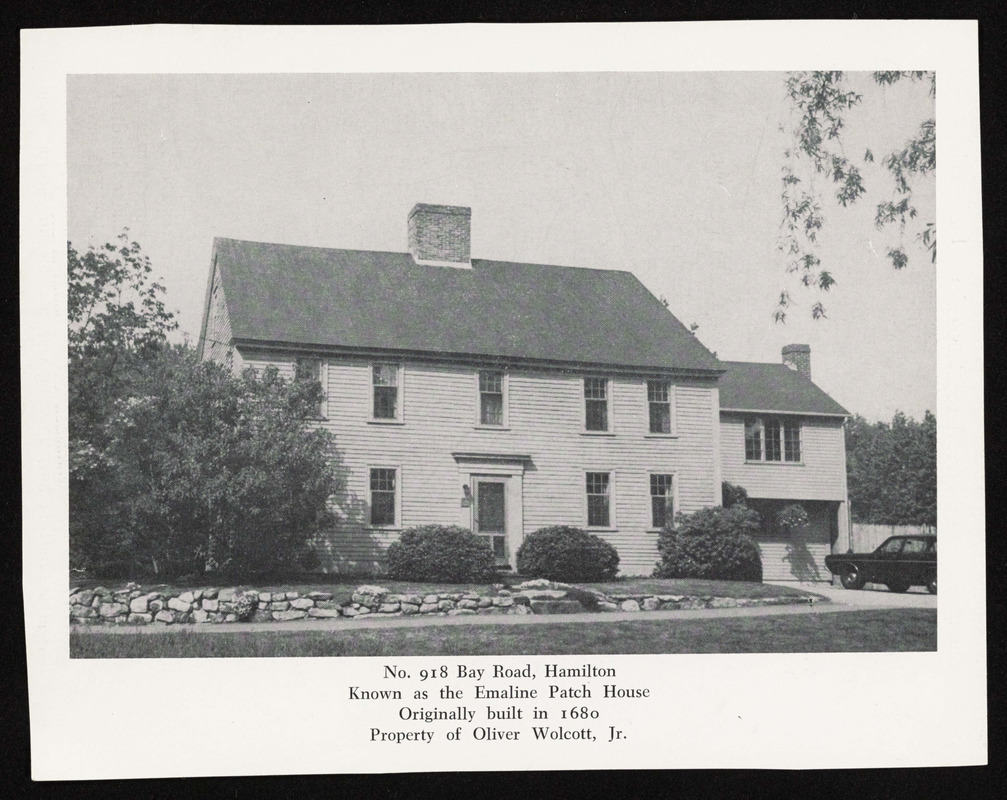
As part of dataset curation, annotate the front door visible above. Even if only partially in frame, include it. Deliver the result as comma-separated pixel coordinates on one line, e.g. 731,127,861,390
474,479,508,565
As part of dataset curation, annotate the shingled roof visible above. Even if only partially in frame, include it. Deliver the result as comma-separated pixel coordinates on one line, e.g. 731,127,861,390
204,237,723,374
718,361,848,416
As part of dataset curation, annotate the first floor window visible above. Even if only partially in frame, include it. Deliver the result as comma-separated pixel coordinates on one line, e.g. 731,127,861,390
584,377,609,431
745,417,801,462
650,474,674,529
647,380,672,434
369,468,397,526
586,472,611,527
479,370,504,425
295,357,323,417
372,364,400,420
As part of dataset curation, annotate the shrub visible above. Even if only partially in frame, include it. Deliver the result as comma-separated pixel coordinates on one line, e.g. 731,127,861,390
386,525,497,583
776,503,810,535
653,505,763,582
516,526,620,582
722,481,749,508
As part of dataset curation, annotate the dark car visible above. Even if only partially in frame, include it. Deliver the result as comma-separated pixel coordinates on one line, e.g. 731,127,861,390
824,535,937,594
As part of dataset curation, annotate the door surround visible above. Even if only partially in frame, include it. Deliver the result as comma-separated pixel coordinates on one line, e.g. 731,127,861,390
452,453,528,570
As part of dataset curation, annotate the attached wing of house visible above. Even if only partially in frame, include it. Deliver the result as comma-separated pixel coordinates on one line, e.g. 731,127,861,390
199,203,849,580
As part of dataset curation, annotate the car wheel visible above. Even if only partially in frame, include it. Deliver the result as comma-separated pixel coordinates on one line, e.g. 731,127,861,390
886,579,911,593
840,565,866,590
926,574,937,595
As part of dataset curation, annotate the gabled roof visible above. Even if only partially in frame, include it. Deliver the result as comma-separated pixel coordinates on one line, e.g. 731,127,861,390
204,237,723,374
718,361,848,417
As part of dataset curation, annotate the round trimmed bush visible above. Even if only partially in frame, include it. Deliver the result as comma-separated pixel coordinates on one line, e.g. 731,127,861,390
653,505,763,582
516,526,620,582
386,525,497,583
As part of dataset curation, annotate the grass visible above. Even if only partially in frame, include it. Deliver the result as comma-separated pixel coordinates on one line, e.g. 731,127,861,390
70,609,935,657
69,575,823,601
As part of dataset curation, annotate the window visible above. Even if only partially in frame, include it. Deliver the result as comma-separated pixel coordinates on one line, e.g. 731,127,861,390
584,378,609,432
647,380,673,434
369,468,397,527
295,357,324,418
372,364,400,421
744,417,801,462
478,370,505,426
650,474,675,529
586,472,611,527
902,538,927,554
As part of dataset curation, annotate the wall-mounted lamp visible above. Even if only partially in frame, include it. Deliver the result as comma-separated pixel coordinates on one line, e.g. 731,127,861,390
461,484,472,507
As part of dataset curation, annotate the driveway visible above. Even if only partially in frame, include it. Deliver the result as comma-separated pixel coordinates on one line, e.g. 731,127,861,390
767,580,938,609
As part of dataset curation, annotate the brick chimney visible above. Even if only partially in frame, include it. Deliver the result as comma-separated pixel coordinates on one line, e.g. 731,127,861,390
782,344,811,379
407,203,471,268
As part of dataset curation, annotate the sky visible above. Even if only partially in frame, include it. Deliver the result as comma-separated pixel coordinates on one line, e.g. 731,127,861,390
66,71,936,423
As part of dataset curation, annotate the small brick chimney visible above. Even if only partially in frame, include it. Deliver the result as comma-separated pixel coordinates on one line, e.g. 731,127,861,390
782,344,811,379
407,203,471,267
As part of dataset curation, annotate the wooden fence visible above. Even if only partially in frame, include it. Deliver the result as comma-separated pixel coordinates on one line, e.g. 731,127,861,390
850,522,936,552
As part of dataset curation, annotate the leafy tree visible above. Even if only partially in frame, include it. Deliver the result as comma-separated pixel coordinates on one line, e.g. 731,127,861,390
69,235,336,578
845,411,936,526
777,71,935,321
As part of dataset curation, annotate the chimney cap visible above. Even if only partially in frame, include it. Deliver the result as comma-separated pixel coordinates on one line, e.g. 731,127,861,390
782,343,810,354
408,203,471,219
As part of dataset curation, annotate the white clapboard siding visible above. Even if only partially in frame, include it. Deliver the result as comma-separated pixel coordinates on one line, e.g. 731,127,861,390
720,413,847,501
241,350,719,575
754,503,833,581
203,265,244,371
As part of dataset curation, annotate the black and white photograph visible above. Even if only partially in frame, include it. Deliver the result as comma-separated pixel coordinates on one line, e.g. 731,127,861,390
22,22,984,777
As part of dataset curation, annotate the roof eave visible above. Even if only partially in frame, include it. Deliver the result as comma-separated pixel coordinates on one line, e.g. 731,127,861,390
719,406,848,419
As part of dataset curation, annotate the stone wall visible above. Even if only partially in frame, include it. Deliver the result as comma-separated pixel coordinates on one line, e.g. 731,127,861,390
69,579,812,626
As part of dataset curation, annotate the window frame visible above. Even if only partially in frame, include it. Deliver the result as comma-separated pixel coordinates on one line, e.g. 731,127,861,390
367,465,401,529
584,470,616,529
369,362,404,424
294,356,327,419
648,472,677,530
582,376,614,434
474,369,510,429
645,379,677,437
744,416,803,464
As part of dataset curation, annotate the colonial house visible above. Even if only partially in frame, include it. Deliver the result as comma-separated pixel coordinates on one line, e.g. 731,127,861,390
198,203,850,580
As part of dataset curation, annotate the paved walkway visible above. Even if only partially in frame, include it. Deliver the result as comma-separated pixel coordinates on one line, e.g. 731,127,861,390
73,584,934,635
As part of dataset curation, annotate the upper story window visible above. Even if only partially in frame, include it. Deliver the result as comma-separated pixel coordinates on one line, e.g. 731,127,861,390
372,364,401,421
586,471,612,528
647,380,674,434
478,370,505,426
294,357,324,418
584,377,609,432
745,416,801,462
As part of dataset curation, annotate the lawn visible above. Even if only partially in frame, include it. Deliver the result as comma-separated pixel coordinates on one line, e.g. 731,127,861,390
70,609,935,657
68,575,823,602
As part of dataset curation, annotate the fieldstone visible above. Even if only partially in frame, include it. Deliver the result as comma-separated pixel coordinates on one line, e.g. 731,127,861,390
642,597,661,611
129,596,149,614
257,601,270,610
529,599,584,615
224,613,239,622
307,591,332,601
129,589,144,599
191,609,209,623
656,595,685,603
342,606,358,618
125,581,141,591
447,608,476,616
598,601,620,612
258,592,272,603
92,585,109,596
400,594,423,606
191,589,204,602
457,599,479,610
91,595,102,608
437,599,455,611
210,612,226,623
308,607,342,618
70,590,94,606
100,602,127,618
270,600,290,612
497,589,512,596
515,579,551,589
492,596,514,607
290,598,314,610
69,586,80,597
419,603,439,614
462,593,480,601
509,604,532,615
422,594,439,605
355,607,371,616
154,610,174,624
167,597,192,613
175,612,191,624
149,599,165,614
178,591,195,604
620,599,641,612
477,597,494,608
252,609,273,622
352,585,388,605
709,598,738,608
314,600,340,610
518,589,568,600
400,603,419,615
127,613,152,624
512,595,530,606
378,602,400,613
203,587,218,599
218,588,237,602
201,598,218,612
218,602,235,613
659,601,681,611
70,605,97,619
273,609,308,621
